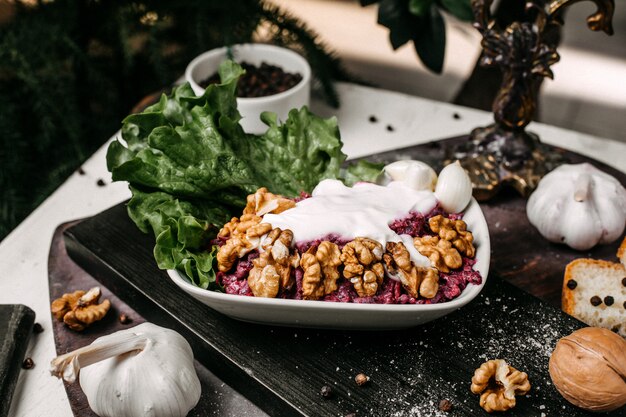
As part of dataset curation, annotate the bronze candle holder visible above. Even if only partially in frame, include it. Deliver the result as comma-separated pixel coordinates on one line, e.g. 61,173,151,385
452,0,614,201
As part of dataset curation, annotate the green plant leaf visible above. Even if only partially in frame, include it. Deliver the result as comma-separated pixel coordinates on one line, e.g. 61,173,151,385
439,0,474,21
409,0,434,16
378,0,417,49
342,160,385,186
412,5,446,73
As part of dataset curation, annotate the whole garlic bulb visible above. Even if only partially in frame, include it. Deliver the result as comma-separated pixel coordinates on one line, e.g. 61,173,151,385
527,163,626,250
383,160,438,191
51,323,201,417
434,161,473,213
549,327,626,412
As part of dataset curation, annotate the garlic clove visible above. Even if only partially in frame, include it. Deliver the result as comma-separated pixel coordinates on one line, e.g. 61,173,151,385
383,160,438,191
51,323,201,417
434,161,473,213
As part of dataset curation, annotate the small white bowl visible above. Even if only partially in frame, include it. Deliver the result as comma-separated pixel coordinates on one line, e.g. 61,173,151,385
185,44,311,134
168,198,490,330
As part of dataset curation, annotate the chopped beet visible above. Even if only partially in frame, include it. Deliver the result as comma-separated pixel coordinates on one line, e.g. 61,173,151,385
294,191,312,202
218,251,258,296
388,211,427,237
295,234,349,253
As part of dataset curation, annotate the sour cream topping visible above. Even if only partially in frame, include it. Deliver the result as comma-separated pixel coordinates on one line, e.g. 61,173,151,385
262,179,437,269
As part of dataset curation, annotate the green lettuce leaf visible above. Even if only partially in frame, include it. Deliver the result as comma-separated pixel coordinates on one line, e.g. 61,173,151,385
343,160,385,186
107,60,352,287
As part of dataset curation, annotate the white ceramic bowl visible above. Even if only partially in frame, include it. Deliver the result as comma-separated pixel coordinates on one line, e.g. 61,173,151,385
168,198,490,330
185,44,311,134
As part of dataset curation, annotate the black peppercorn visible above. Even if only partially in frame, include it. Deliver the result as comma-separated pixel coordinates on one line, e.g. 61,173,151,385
33,323,44,334
604,296,615,306
622,277,626,287
452,113,461,120
438,399,453,412
198,61,302,98
22,357,34,369
320,385,333,399
566,279,577,290
96,179,106,187
368,115,378,123
386,124,394,132
590,296,602,306
623,301,626,309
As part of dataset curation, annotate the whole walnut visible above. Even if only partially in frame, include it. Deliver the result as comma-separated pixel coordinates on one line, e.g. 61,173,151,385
549,327,626,412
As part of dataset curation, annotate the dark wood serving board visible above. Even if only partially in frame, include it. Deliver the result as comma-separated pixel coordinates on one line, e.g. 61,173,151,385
48,222,266,417
55,137,626,417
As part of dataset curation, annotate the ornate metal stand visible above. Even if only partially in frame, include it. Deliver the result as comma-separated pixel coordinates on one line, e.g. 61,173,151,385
452,0,614,200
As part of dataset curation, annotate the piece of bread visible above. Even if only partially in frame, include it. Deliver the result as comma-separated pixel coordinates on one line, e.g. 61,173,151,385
618,238,626,265
562,239,626,338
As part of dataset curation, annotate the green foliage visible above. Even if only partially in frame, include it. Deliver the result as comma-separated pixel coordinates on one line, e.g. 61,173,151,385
107,62,347,287
361,0,473,73
0,0,351,240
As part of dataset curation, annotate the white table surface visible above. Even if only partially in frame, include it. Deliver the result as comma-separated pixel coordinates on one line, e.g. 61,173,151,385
2,82,625,417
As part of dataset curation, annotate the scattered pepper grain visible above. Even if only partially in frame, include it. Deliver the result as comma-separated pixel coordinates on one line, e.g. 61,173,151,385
320,385,333,399
33,323,44,334
22,357,34,369
355,373,369,386
438,399,453,412
119,313,132,324
590,296,602,306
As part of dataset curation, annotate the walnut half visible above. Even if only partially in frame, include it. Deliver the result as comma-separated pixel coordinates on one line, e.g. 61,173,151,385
300,241,342,300
413,235,462,273
470,359,531,413
383,241,439,299
248,228,299,298
429,215,475,258
341,237,385,297
50,287,110,331
243,187,296,216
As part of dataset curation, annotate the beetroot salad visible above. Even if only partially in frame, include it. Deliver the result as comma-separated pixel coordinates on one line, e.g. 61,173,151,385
215,186,482,305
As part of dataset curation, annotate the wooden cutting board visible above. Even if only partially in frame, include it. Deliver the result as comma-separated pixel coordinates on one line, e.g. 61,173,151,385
55,137,626,416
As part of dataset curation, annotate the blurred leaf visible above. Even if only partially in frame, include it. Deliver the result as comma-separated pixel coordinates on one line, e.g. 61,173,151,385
413,5,446,73
364,0,451,72
439,0,474,21
409,0,434,16
378,0,418,49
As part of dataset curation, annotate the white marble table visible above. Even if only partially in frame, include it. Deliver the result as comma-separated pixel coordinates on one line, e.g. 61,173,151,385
1,83,624,417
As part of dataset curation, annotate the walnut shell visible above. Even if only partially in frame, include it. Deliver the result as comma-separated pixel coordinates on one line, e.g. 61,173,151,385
549,327,626,412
